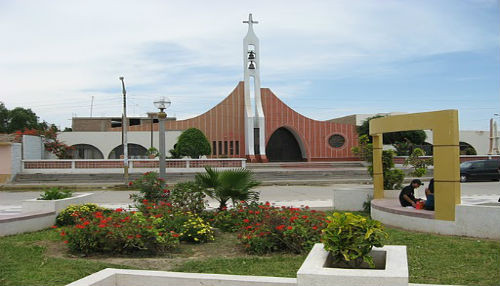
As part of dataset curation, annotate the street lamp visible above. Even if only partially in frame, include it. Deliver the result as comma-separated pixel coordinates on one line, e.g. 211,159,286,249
154,97,171,183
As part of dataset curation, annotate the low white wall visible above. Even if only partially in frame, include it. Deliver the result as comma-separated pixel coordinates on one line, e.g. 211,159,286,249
372,203,500,239
0,212,56,236
67,268,297,286
22,193,94,214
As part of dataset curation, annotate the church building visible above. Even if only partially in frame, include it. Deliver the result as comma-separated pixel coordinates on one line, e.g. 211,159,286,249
63,14,359,162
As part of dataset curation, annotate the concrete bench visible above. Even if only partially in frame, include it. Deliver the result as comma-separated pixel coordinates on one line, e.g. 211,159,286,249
371,199,434,219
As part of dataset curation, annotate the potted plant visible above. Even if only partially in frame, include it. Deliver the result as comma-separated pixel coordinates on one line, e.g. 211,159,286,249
22,187,94,214
297,212,408,286
146,147,160,159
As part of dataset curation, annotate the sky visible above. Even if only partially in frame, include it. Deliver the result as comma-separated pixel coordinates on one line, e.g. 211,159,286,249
0,0,498,130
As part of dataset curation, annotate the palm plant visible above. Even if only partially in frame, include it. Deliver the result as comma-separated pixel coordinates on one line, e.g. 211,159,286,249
195,166,260,210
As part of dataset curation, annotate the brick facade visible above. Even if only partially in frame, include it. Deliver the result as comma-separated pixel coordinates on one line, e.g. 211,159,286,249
108,82,358,162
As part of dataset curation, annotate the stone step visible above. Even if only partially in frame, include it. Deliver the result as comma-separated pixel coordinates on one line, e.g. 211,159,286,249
13,169,371,184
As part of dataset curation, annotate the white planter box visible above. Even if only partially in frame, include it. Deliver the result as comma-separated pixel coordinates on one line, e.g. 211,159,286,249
22,192,94,214
297,243,408,286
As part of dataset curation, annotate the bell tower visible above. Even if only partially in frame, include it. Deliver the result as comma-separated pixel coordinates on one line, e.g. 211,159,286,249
243,13,267,162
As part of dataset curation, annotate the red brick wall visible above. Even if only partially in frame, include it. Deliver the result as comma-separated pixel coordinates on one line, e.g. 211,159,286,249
261,88,358,161
114,83,246,158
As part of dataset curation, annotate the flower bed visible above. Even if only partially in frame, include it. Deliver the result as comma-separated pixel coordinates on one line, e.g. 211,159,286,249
204,202,329,254
57,208,180,255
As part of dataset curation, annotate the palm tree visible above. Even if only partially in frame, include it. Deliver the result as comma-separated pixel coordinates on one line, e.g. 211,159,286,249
195,166,260,210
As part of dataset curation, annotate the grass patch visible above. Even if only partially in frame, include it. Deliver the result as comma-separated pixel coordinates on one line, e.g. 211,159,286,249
172,255,306,278
0,230,129,286
385,227,500,285
1,225,499,285
171,227,500,285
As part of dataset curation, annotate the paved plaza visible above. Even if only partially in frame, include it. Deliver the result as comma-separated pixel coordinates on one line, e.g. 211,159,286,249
1,182,498,216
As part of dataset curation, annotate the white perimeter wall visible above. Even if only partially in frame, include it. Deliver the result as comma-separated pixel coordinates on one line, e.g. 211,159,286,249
58,131,183,159
22,135,43,159
10,143,21,178
424,130,490,155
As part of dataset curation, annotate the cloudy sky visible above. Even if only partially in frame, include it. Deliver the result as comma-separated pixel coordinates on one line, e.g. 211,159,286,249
0,0,498,130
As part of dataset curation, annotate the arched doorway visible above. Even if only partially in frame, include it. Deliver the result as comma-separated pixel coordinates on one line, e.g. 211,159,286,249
266,127,304,162
71,144,104,159
459,141,477,155
108,144,148,159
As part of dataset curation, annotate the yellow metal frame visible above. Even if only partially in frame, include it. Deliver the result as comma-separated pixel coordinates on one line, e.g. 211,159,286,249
369,110,460,221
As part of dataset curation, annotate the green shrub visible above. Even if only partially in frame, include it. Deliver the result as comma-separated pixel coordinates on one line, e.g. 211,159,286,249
404,148,433,177
236,203,326,254
60,209,180,255
321,213,388,268
38,187,72,200
170,182,206,214
203,209,244,233
129,172,169,207
56,203,109,226
196,167,260,210
384,169,404,190
173,128,211,158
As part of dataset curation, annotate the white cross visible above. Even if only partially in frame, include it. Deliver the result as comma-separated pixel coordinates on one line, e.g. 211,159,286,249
243,13,258,28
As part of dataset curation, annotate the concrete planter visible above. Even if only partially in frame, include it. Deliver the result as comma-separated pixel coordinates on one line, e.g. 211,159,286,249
297,243,408,286
22,192,94,214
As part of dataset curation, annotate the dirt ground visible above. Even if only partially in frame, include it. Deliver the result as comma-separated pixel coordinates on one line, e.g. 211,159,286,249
38,231,248,271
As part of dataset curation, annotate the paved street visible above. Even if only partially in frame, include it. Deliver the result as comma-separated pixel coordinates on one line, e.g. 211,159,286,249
0,182,498,214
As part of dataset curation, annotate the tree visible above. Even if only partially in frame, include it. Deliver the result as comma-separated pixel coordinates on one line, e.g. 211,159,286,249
174,128,211,158
0,103,8,133
357,116,427,155
6,107,40,133
195,167,260,210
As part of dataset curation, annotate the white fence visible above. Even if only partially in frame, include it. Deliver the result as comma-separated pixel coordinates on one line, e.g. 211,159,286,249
22,158,247,174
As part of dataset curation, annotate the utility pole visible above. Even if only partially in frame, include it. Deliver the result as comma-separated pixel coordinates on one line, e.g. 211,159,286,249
119,77,129,183
90,96,94,117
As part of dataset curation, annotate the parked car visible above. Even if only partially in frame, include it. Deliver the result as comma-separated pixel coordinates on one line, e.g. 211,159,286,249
460,160,500,182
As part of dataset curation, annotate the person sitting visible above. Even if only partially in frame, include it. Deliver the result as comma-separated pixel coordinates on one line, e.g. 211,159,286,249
399,179,423,208
424,178,434,210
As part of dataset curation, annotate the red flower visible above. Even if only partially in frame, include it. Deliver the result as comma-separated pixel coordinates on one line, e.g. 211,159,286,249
243,219,250,223
276,225,285,231
172,233,179,238
245,225,253,230
83,221,90,226
63,240,69,244
312,226,318,230
115,208,123,212
154,214,163,218
302,215,308,219
128,181,133,186
127,235,134,239
60,231,66,236
51,225,58,229
136,234,142,238
98,224,106,228
75,224,85,229
287,226,293,230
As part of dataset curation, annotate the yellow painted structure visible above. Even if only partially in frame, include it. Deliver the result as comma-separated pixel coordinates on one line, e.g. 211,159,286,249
369,110,460,221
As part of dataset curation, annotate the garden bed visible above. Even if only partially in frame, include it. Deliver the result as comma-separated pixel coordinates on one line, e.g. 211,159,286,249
0,220,499,285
